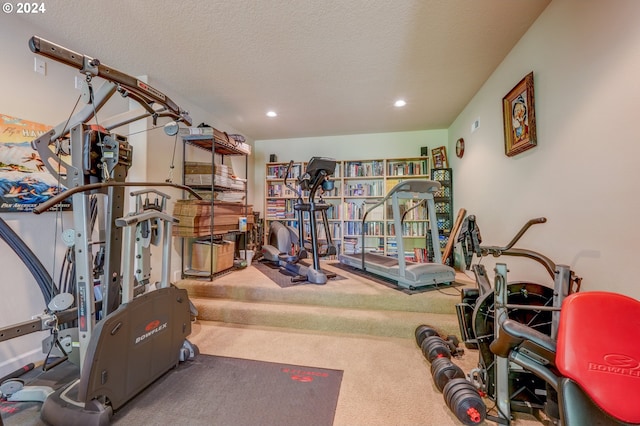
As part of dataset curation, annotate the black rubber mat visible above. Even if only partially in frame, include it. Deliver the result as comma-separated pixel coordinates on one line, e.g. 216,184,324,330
0,360,78,425
0,356,343,426
113,355,343,426
253,260,345,288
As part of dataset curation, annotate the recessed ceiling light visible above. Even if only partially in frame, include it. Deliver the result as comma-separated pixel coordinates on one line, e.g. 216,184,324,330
394,100,407,107
266,111,278,118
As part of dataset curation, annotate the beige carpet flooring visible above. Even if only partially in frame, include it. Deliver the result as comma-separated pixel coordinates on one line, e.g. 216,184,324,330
183,258,544,426
190,321,542,425
0,261,545,426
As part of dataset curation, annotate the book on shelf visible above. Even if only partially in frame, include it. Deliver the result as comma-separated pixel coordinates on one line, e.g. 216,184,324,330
344,160,384,177
344,180,384,197
413,248,429,263
343,236,359,254
266,163,302,179
386,159,428,176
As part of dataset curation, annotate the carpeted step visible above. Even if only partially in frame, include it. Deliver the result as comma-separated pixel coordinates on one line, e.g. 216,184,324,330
190,296,462,339
177,263,473,316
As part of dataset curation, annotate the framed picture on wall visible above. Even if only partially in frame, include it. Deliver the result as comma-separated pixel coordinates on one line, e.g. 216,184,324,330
431,146,449,169
503,72,537,157
0,114,71,212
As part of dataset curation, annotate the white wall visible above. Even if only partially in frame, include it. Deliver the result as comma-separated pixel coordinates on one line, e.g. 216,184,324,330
0,17,250,377
252,130,447,208
447,0,640,297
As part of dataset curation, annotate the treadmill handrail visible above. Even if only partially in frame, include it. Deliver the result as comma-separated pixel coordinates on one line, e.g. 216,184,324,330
401,199,427,223
360,179,441,270
362,179,441,221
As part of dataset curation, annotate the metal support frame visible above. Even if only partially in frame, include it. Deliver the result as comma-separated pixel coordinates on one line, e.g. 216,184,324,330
26,36,193,374
493,263,512,424
117,204,177,303
489,262,575,424
0,37,201,424
67,125,96,369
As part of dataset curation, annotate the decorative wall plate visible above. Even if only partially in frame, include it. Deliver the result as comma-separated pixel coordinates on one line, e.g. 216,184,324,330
456,138,465,158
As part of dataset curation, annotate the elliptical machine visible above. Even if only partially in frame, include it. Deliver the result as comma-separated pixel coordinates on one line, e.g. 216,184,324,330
262,157,337,284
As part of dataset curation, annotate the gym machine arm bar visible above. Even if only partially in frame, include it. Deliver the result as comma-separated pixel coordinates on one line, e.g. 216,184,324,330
496,303,560,312
29,36,192,127
477,217,559,279
115,209,178,227
32,181,202,214
0,308,77,343
479,217,547,256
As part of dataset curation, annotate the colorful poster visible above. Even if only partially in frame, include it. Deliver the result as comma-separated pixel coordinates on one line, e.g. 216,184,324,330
0,114,70,212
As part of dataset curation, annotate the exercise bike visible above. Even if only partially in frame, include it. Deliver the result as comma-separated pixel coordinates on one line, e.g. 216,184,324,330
456,216,581,424
262,157,337,284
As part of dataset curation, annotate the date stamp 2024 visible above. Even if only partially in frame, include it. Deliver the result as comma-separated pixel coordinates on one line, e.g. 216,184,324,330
3,2,47,14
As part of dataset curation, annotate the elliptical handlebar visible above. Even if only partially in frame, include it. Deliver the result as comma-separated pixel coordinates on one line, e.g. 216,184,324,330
282,160,304,199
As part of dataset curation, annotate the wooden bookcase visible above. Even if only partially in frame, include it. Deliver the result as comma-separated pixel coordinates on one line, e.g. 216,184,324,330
263,156,444,262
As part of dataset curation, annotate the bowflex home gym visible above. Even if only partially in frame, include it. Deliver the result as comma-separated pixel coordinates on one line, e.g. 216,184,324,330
0,37,198,425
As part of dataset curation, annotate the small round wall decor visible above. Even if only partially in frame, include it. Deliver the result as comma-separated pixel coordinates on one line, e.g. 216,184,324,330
456,138,465,158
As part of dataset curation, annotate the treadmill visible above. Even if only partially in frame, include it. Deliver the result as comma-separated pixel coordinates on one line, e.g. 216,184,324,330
338,179,455,289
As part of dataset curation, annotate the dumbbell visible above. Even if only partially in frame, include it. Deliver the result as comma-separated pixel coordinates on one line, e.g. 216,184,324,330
442,378,487,426
414,324,439,347
420,335,452,363
430,357,466,392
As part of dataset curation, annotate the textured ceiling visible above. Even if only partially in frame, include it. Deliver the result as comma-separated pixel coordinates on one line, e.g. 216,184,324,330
15,0,550,141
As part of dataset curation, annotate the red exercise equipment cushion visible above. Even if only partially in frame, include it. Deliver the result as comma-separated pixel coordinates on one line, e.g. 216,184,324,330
556,291,640,423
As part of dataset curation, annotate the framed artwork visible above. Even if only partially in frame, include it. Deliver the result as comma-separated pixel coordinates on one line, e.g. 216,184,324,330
503,72,537,157
431,146,449,169
0,114,70,212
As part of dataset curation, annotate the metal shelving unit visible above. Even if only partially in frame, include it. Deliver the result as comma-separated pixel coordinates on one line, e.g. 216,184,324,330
428,167,453,266
180,133,249,279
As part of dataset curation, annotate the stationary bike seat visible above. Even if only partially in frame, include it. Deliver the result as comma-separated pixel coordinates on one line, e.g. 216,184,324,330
556,291,640,424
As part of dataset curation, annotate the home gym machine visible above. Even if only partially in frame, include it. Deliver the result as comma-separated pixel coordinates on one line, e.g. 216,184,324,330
0,36,198,425
262,157,337,284
491,291,640,425
456,216,581,424
338,179,455,290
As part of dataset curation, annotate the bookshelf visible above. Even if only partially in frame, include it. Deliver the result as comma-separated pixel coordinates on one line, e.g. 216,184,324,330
264,156,443,262
265,161,304,230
